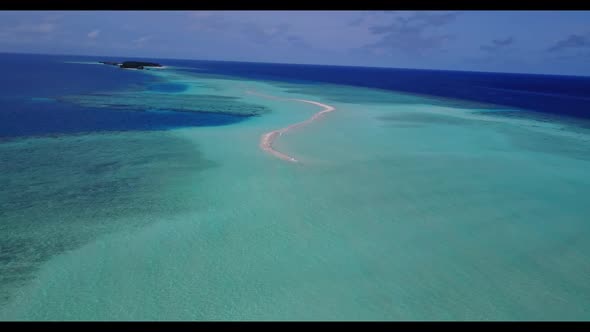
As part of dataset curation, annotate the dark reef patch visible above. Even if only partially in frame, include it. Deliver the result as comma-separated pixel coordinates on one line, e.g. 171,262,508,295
57,92,271,117
0,132,217,305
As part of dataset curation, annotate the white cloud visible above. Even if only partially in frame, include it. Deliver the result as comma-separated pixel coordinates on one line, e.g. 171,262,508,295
12,22,56,33
87,29,100,39
0,21,57,43
134,35,151,43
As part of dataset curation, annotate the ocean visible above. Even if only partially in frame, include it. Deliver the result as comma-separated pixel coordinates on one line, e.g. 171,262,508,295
1,53,589,320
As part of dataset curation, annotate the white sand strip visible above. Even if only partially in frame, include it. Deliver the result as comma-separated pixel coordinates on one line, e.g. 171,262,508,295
246,89,335,163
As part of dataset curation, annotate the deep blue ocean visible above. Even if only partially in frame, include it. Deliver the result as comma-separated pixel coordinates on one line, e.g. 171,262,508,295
172,59,590,119
0,53,245,139
1,53,590,139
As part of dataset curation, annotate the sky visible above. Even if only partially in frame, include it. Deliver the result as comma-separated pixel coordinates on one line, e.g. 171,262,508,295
1,10,589,76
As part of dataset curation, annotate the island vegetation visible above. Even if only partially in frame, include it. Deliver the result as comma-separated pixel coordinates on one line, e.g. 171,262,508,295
99,61,162,70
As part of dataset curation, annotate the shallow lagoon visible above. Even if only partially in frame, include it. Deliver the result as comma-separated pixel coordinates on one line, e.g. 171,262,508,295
1,55,589,320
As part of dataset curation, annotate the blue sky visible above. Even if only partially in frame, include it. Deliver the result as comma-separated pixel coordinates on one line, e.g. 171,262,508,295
1,10,589,75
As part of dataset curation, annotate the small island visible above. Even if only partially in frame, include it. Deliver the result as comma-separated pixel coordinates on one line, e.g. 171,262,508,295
99,61,162,70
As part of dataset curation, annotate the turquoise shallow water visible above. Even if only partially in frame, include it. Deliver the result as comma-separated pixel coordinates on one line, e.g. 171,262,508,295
1,65,590,320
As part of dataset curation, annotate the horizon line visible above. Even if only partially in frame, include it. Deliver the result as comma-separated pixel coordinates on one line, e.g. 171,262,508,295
1,50,589,79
